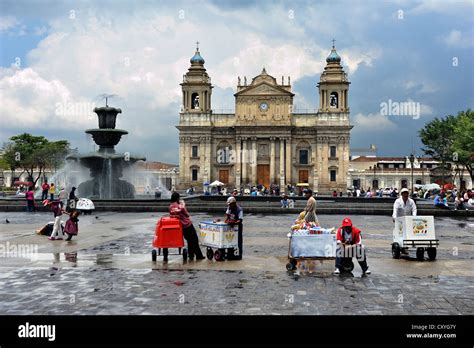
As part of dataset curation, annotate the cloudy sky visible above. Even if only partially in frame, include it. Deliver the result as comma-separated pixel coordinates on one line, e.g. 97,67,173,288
0,0,473,163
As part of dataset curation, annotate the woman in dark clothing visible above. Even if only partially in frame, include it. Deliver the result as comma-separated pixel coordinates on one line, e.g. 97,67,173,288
169,192,204,260
67,187,78,212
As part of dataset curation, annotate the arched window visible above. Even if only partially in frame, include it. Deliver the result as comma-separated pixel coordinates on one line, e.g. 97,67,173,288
329,92,338,108
191,93,200,110
401,179,408,188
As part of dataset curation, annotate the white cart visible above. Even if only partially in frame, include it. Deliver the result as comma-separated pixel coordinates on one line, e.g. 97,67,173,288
392,216,439,261
199,221,239,261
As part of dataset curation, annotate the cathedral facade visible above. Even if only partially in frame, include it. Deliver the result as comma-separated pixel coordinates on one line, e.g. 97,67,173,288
177,44,352,194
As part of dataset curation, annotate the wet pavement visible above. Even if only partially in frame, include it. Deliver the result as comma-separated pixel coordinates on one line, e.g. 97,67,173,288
0,211,473,315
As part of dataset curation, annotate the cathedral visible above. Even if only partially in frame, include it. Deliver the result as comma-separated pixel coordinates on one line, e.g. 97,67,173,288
176,43,352,194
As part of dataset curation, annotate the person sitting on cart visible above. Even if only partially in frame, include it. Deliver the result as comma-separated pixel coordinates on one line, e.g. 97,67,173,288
225,196,243,260
392,188,417,223
334,218,371,275
169,192,205,260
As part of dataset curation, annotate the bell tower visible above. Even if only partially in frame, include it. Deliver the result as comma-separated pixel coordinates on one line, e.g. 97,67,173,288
317,41,350,112
180,42,213,113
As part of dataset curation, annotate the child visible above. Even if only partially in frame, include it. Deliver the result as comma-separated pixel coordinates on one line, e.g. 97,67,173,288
49,183,56,200
64,210,80,241
46,200,64,241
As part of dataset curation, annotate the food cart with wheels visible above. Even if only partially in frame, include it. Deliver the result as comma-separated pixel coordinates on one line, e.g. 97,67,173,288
392,216,438,261
151,216,187,262
199,221,239,261
286,227,354,272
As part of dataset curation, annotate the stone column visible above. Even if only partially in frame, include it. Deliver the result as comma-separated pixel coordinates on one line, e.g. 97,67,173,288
270,137,275,184
279,138,285,188
242,138,247,186
235,137,241,189
251,137,257,185
205,136,212,183
285,138,292,185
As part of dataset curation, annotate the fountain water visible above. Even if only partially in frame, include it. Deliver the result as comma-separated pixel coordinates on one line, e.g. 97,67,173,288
66,105,146,199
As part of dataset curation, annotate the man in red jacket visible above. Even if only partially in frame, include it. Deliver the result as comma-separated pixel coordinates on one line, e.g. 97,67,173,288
334,217,371,275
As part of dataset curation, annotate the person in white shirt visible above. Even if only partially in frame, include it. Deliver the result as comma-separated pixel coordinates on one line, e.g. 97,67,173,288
392,188,417,222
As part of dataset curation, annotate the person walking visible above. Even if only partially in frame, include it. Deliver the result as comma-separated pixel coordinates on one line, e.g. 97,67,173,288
25,186,35,212
392,188,417,222
41,181,50,201
169,192,204,260
47,200,64,241
225,196,243,260
303,189,320,226
49,183,56,200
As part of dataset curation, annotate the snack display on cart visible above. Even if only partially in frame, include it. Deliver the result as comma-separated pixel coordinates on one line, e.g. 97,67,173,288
392,215,438,261
286,226,343,271
199,220,239,261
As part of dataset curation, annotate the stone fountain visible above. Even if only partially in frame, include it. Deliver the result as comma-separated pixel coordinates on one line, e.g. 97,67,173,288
67,105,146,199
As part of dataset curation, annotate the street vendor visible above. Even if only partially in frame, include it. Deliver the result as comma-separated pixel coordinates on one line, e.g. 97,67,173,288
169,192,205,260
303,189,320,226
225,196,243,260
334,218,371,275
392,188,417,223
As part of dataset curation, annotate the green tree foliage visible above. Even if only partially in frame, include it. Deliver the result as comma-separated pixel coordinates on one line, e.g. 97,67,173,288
419,110,474,182
2,133,70,186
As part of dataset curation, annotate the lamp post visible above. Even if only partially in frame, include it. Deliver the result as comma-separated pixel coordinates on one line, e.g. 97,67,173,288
409,153,415,197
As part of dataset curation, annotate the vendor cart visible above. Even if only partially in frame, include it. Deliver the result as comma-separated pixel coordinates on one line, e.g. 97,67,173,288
286,228,354,272
151,216,187,262
199,221,239,261
392,216,438,261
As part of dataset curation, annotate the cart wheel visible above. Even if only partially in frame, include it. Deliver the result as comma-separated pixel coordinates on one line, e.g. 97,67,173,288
391,243,401,259
427,247,437,261
342,259,354,272
206,248,214,260
183,248,188,261
163,248,169,262
152,249,157,262
416,247,424,261
214,249,225,261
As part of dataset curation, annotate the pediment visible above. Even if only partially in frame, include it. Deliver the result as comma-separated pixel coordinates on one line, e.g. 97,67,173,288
235,82,294,97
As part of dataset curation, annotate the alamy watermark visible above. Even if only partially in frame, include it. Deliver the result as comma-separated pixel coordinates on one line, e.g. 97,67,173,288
0,242,38,260
380,99,420,120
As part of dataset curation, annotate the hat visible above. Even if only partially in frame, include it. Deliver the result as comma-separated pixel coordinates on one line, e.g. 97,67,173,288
400,188,409,194
342,218,353,227
42,199,50,206
227,196,236,205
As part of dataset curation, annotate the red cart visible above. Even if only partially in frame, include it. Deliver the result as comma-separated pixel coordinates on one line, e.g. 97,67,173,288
151,217,187,262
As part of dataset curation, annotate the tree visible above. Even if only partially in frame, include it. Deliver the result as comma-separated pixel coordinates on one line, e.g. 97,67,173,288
419,110,474,185
2,133,70,187
419,115,457,185
452,109,474,182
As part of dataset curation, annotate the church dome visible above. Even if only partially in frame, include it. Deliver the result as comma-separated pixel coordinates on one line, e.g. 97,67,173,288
190,49,205,64
326,45,341,63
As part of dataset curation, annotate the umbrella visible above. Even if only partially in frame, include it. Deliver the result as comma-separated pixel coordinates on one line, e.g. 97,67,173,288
423,183,441,191
209,180,225,187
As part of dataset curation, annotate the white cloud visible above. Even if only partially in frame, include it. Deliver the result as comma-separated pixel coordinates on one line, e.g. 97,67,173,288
0,67,96,129
0,1,384,160
0,16,19,32
410,0,473,16
441,30,473,48
353,113,398,131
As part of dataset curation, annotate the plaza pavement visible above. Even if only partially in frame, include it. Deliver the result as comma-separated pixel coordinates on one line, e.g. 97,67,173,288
0,211,473,315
